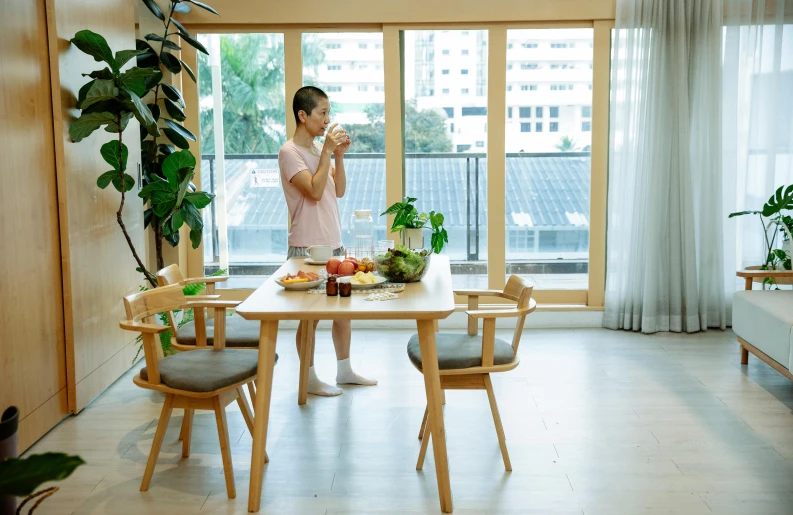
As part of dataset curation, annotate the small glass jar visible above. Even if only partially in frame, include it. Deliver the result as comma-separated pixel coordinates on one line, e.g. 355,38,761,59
326,276,338,296
339,280,352,297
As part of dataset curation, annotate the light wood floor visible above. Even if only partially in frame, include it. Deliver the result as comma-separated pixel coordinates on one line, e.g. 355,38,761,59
26,328,793,514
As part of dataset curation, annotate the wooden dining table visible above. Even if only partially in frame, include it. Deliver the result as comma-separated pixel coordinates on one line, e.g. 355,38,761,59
236,255,457,513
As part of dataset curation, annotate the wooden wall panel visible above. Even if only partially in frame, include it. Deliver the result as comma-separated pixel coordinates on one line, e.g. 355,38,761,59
0,0,69,451
46,0,143,412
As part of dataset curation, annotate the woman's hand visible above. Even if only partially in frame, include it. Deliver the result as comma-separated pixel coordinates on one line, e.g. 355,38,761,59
334,133,351,157
322,123,348,154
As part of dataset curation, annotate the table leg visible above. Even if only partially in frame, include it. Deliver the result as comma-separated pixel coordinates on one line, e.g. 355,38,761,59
416,319,453,513
248,320,279,513
298,319,314,405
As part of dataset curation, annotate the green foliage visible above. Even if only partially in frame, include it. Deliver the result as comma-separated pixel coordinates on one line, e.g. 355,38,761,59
343,101,453,153
555,135,580,152
0,453,85,497
381,197,448,253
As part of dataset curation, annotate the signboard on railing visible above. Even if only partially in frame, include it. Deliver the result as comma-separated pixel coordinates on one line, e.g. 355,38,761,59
250,169,279,188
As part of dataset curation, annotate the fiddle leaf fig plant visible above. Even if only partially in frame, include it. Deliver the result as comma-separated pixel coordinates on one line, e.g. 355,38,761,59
381,196,448,254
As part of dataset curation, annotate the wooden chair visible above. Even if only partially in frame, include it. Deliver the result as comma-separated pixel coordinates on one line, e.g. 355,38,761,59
156,264,273,405
120,284,264,498
409,275,535,472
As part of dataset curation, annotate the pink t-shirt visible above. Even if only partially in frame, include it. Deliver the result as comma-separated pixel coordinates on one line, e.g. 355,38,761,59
278,140,342,248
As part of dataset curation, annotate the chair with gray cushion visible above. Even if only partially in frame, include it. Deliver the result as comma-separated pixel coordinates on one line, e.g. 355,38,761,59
410,275,535,472
120,284,267,499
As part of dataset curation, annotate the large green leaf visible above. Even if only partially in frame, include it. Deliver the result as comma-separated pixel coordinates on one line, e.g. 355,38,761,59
122,88,158,136
139,177,175,200
169,17,190,37
158,143,175,156
185,0,219,15
163,98,186,121
160,83,185,107
169,19,209,54
70,30,115,69
163,119,196,141
184,191,214,209
175,167,193,207
189,228,203,249
728,210,762,218
171,208,185,230
118,67,160,97
96,170,119,189
135,39,160,69
84,68,113,80
115,49,149,69
154,199,175,217
77,80,95,106
762,185,793,217
104,111,134,133
180,60,197,82
160,52,182,74
144,33,181,51
144,208,154,228
0,453,85,497
69,112,115,142
182,202,203,230
79,79,118,109
112,173,136,193
100,141,129,171
141,0,165,21
162,127,189,149
162,150,196,185
148,103,161,122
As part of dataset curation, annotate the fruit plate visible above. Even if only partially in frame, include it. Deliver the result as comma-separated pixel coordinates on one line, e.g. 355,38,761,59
337,275,388,290
274,278,324,291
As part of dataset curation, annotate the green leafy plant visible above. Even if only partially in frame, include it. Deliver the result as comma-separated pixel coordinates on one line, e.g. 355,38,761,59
0,452,84,513
729,184,793,288
136,0,219,271
381,197,448,254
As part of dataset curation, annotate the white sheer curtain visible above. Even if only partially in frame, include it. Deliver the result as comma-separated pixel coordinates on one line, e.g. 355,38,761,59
723,1,793,299
604,0,727,333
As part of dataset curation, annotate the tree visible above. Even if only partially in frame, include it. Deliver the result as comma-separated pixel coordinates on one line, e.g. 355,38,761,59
198,34,325,154
344,100,452,153
555,135,580,152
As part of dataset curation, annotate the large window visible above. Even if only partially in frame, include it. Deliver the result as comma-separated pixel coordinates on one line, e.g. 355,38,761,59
302,32,387,251
403,30,489,289
198,33,287,267
505,29,593,290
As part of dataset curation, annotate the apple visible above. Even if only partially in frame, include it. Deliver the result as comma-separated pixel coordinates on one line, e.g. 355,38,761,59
338,261,356,276
326,258,341,275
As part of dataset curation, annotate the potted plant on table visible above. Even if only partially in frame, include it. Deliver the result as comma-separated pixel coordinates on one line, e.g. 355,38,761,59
381,196,448,253
729,184,793,288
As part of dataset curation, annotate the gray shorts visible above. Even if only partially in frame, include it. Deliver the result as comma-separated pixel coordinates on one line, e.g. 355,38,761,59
287,246,345,259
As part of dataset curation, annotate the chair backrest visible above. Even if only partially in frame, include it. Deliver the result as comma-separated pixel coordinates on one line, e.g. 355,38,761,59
123,284,186,384
156,265,185,337
503,275,534,355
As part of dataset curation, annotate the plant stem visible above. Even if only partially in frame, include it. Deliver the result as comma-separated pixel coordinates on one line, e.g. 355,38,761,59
116,116,157,288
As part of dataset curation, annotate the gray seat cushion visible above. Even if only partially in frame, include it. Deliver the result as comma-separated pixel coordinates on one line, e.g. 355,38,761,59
407,333,515,370
140,349,259,392
177,315,260,348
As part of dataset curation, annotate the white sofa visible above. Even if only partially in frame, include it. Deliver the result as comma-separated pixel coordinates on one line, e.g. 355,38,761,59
733,270,793,381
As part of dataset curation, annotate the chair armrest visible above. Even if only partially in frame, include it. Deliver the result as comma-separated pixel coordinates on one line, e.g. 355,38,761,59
467,299,537,319
185,300,241,309
736,269,793,278
454,289,504,298
119,320,170,334
189,295,221,301
181,276,230,285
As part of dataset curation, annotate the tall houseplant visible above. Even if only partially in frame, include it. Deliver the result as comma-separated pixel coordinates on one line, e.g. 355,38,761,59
381,196,448,253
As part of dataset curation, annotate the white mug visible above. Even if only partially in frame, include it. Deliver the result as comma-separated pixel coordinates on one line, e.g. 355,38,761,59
308,245,332,262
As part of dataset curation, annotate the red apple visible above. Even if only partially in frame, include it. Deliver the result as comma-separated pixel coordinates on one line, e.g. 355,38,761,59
326,258,341,275
338,261,356,276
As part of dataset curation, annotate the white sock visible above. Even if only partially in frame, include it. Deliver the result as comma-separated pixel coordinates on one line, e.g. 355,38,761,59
336,358,378,386
308,366,342,397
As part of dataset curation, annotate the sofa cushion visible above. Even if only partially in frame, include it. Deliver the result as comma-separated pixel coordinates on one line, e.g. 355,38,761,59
140,349,258,392
177,314,260,348
733,290,793,370
407,333,515,370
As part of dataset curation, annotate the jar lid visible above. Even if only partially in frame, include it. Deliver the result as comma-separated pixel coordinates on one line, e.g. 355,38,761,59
354,209,372,218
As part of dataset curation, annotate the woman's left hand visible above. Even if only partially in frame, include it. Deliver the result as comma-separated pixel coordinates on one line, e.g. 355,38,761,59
334,135,351,156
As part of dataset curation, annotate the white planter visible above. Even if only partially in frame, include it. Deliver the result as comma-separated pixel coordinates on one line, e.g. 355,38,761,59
404,228,424,249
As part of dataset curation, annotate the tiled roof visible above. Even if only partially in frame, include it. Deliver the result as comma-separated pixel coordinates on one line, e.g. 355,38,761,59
201,154,590,229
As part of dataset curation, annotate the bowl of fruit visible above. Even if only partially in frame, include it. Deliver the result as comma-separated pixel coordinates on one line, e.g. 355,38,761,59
325,256,376,277
374,245,432,283
337,271,388,290
274,270,322,290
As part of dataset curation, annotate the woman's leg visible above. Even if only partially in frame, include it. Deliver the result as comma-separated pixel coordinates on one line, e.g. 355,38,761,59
334,320,377,386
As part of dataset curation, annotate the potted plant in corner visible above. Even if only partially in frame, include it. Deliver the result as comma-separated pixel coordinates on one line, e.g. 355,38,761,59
729,184,793,288
381,196,448,253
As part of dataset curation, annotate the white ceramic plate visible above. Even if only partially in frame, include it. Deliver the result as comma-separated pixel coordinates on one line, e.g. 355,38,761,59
274,278,324,291
304,257,329,265
337,275,388,290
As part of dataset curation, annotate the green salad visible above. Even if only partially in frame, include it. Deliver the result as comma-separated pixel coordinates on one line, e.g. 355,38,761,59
375,245,432,283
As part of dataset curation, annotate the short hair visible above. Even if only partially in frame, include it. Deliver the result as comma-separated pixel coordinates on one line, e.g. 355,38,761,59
292,86,328,124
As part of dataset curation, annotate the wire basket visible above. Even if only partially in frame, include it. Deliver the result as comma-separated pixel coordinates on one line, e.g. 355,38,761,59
345,246,375,262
